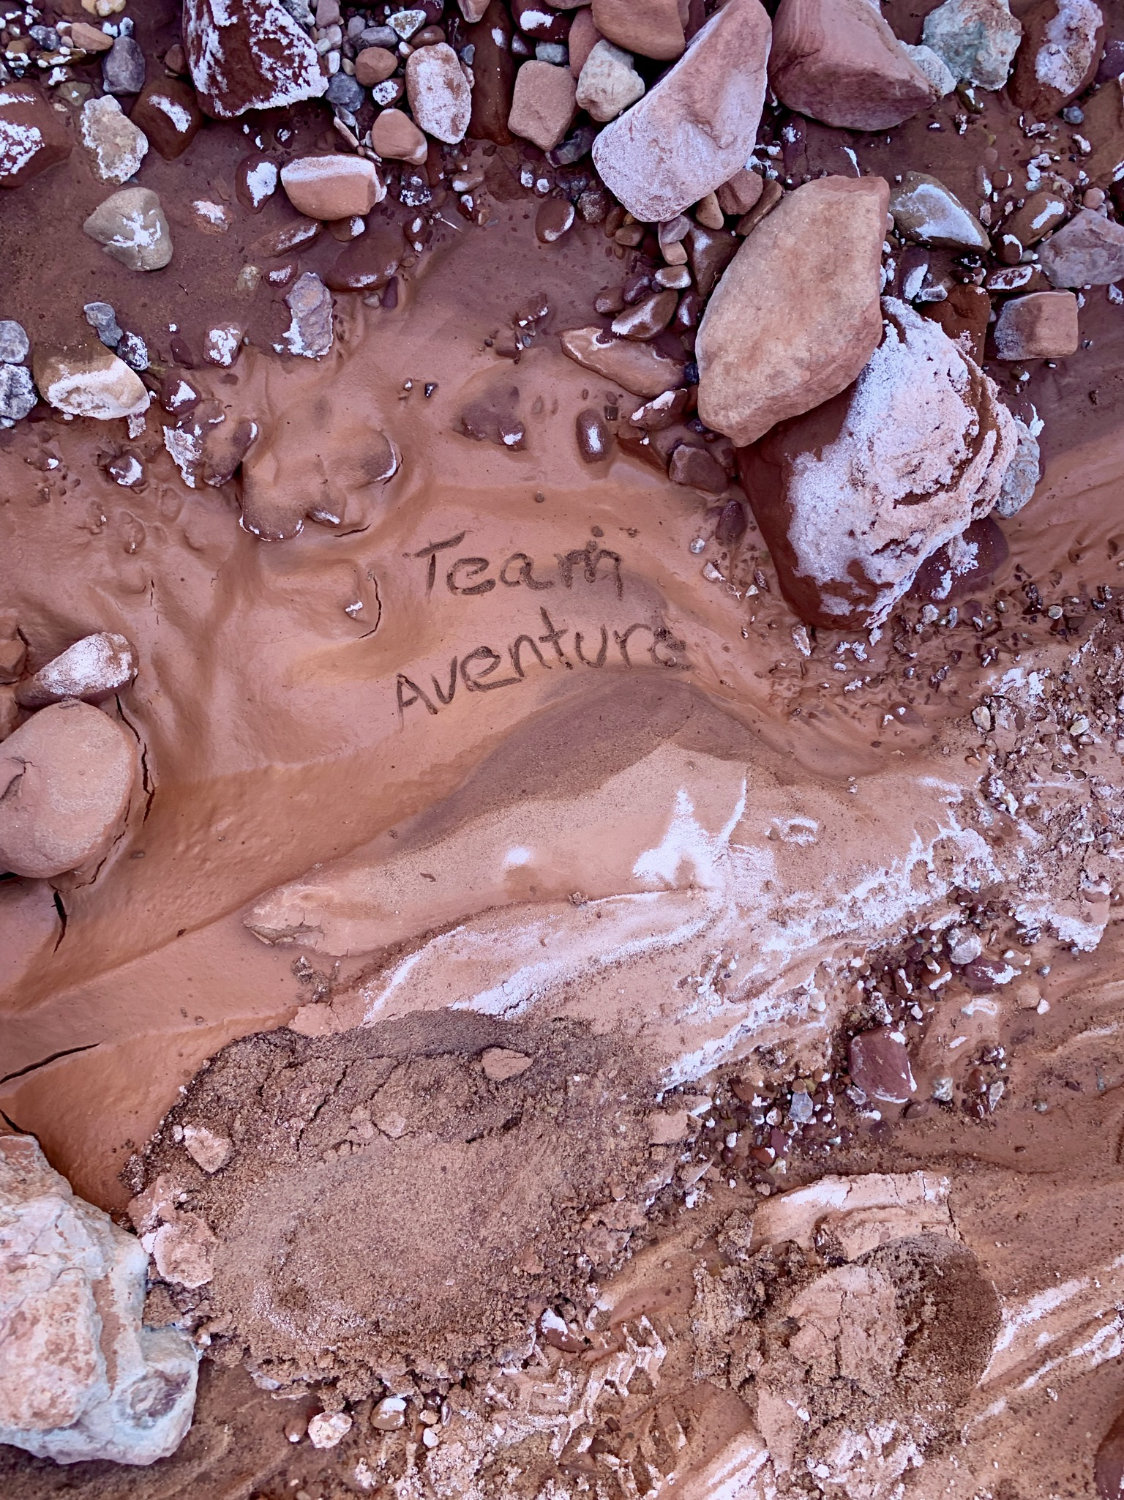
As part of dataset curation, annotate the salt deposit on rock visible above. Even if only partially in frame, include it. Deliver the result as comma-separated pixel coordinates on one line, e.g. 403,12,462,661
921,0,1022,90
82,186,173,271
130,79,203,159
994,290,1080,359
0,81,72,187
696,175,889,447
738,299,1018,630
33,349,150,421
183,0,327,118
1010,0,1104,116
1039,208,1124,286
280,154,385,220
890,171,991,250
0,1135,197,1465
281,271,334,359
79,95,148,184
770,0,939,131
405,42,472,144
592,0,771,223
15,632,137,709
901,41,957,96
576,40,645,123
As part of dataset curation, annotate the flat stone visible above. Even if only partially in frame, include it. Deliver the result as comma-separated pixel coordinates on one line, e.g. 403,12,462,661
889,171,990,250
324,223,406,291
591,0,684,62
79,94,148,183
921,0,1022,90
994,289,1080,358
0,1135,197,1465
770,0,938,131
235,152,279,211
282,270,334,358
69,21,114,53
34,348,150,420
560,325,686,397
592,0,771,223
1039,206,1124,285
182,1125,233,1174
355,45,398,86
406,42,472,144
129,79,202,159
280,153,385,220
0,366,36,424
696,175,889,447
83,185,173,271
611,288,677,338
15,632,137,710
0,700,137,877
901,41,957,96
999,187,1069,251
669,442,728,493
371,106,428,164
102,33,145,94
1010,0,1104,116
481,1047,533,1081
576,40,645,122
737,299,1017,629
0,82,72,188
0,320,29,363
183,0,328,118
849,1029,916,1103
509,60,577,151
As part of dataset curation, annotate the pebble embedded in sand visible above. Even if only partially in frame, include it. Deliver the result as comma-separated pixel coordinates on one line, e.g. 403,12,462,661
150,1213,218,1289
405,42,472,144
15,631,137,709
82,185,173,271
994,290,1080,359
280,154,385,221
307,1411,353,1449
848,1028,916,1103
481,1047,533,1081
182,1125,233,1174
282,270,334,359
33,348,150,420
79,95,148,184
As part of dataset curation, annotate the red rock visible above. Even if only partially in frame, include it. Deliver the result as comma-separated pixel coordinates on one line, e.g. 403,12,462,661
770,0,939,130
1039,207,1124,285
716,168,764,217
920,281,991,363
611,289,678,338
591,0,684,61
993,290,1080,359
468,0,516,144
0,82,71,188
576,407,611,461
696,175,888,447
508,60,577,151
1096,1408,1124,1500
324,224,406,291
848,1029,916,1104
592,0,771,223
371,108,428,165
130,79,202,159
560,325,686,397
354,46,398,86
1010,0,1105,117
512,0,570,43
280,154,385,220
669,442,728,492
182,0,327,120
569,8,603,75
235,153,279,212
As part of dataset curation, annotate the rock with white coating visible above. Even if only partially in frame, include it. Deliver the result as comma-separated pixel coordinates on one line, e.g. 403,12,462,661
183,0,328,118
1010,0,1104,116
738,299,1018,629
576,40,645,122
281,271,334,359
34,349,149,421
1039,207,1124,285
889,171,990,250
308,1411,353,1449
280,154,385,220
82,186,173,271
901,42,957,96
130,79,203,159
560,326,686,397
405,42,472,144
921,0,1023,90
994,416,1041,518
696,175,889,448
0,320,29,364
149,1215,217,1289
0,1134,197,1466
592,0,771,223
79,95,148,184
15,632,137,710
0,81,72,188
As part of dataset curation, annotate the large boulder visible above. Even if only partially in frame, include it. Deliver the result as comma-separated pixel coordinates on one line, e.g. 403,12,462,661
696,174,889,447
770,0,938,131
182,0,327,119
738,299,1018,630
591,0,771,223
0,1134,197,1465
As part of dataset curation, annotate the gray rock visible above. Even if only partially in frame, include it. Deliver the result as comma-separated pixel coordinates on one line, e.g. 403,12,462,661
0,364,36,424
326,72,364,109
360,24,399,46
0,319,29,364
890,172,990,250
282,271,334,358
117,331,150,371
994,417,1041,518
1039,208,1124,286
102,33,146,94
84,300,123,347
921,0,1022,89
901,42,956,96
82,187,173,272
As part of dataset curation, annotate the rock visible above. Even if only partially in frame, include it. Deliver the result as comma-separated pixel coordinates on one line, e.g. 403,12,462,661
34,349,149,420
326,72,364,110
686,222,738,297
15,632,137,710
569,8,602,76
183,0,328,118
737,299,1017,629
999,186,1069,251
0,82,71,188
901,41,957,96
576,40,645,122
994,416,1041,517
371,107,428,164
235,152,279,211
590,0,684,62
921,0,1022,90
83,300,123,348
182,1125,233,1174
308,1411,353,1449
560,325,686,396
0,1135,197,1466
994,289,1079,358
511,0,568,43
592,0,771,223
163,403,259,489
669,442,728,492
1096,1408,1124,1500
102,33,145,94
508,60,576,151
130,79,202,159
0,701,137,877
576,407,610,461
0,365,37,425
150,1214,217,1289
611,289,678,338
324,223,406,290
481,1046,534,1081
0,615,25,683
70,20,114,52
281,270,334,358
355,46,398,86
1010,0,1104,116
82,186,173,271
0,320,29,363
770,0,938,131
535,197,575,241
648,1108,691,1144
889,171,990,250
406,42,472,144
79,94,148,184
696,175,889,447
280,154,385,219
921,281,991,363
1039,207,1124,285
716,168,764,217
849,1029,916,1103
467,0,515,144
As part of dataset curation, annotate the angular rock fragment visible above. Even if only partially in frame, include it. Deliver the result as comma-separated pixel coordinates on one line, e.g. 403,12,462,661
130,79,203,159
15,632,137,709
0,366,37,426
405,42,472,144
696,175,889,447
994,416,1041,518
1039,207,1124,285
183,0,328,119
849,1028,916,1103
559,326,686,397
0,82,71,188
0,1135,197,1465
999,186,1069,252
79,95,148,184
102,33,145,95
282,270,334,358
83,186,173,271
0,320,29,364
0,700,137,878
889,171,990,250
34,349,150,421
1010,0,1104,116
280,154,385,220
576,40,645,123
590,0,684,62
770,0,938,131
508,60,577,151
921,0,1023,90
592,0,771,223
994,290,1079,358
737,299,1018,629
467,0,516,144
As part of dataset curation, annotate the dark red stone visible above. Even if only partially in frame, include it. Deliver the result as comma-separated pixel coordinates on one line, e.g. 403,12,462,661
324,225,407,292
468,0,517,144
0,82,71,188
849,1029,915,1104
131,79,202,159
182,0,327,119
1096,1408,1124,1500
512,0,570,42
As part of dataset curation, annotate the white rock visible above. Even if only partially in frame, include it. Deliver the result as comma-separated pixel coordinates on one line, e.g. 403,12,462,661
33,349,150,421
309,1410,353,1448
576,40,645,123
405,42,472,144
15,631,137,709
82,185,173,271
0,1135,197,1466
994,416,1041,518
79,94,149,184
901,42,957,96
